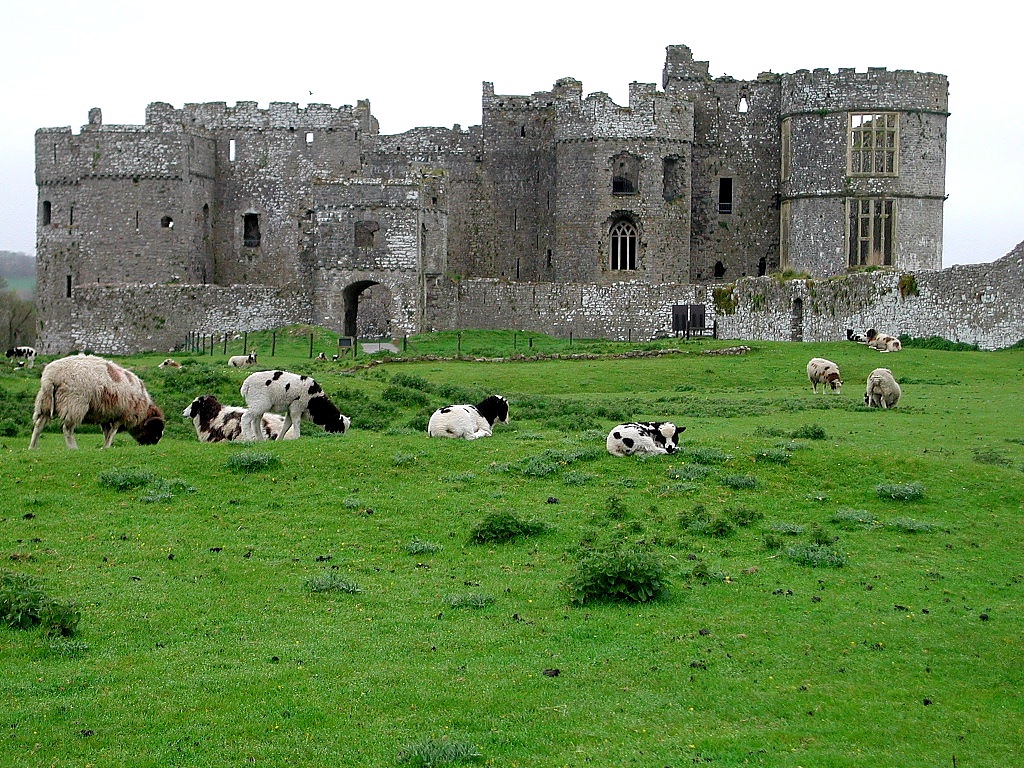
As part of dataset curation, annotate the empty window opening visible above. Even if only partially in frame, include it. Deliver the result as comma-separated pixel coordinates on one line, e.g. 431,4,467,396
229,139,237,162
849,113,898,176
520,125,526,137
42,200,52,226
135,210,140,231
546,249,552,268
65,275,72,298
848,197,895,267
611,153,640,196
354,220,380,248
718,178,733,214
781,117,792,182
610,220,637,270
663,157,684,201
69,204,74,226
714,260,726,279
432,196,438,205
161,216,174,229
738,96,749,113
243,213,261,248
305,132,314,144
758,256,767,276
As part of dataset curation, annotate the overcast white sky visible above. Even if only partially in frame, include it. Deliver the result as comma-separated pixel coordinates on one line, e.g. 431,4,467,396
1,1,1019,267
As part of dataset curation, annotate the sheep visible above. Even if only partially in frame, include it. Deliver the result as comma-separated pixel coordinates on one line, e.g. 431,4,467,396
865,367,901,409
606,422,685,456
427,395,509,439
846,329,869,343
865,329,902,352
6,346,36,368
183,394,291,442
239,370,350,440
158,358,181,368
28,354,165,449
228,351,258,367
806,357,843,394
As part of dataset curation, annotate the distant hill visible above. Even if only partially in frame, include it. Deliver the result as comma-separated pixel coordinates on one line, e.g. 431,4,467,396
0,251,35,297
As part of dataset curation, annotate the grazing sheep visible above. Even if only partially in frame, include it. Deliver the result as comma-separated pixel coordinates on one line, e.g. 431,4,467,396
865,329,902,352
427,395,510,439
158,358,181,368
240,370,350,440
183,394,291,442
228,351,258,367
865,368,901,409
606,422,685,457
28,354,165,449
6,346,36,368
806,357,843,394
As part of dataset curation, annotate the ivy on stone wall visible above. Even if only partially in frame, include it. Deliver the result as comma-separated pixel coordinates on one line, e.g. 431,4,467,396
898,273,920,299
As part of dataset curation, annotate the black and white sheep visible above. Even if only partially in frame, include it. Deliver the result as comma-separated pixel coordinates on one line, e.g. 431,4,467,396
606,422,684,457
865,329,902,352
183,394,291,442
846,329,869,343
6,345,36,368
228,351,259,367
239,370,350,440
865,367,901,409
806,357,843,394
158,358,181,368
28,354,165,449
427,395,509,439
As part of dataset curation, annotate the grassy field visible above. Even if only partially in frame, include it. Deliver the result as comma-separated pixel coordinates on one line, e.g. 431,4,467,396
1,331,1022,767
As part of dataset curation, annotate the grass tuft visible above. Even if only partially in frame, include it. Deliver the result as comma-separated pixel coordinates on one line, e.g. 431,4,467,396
722,473,758,489
304,574,362,594
405,538,443,555
886,517,936,534
443,593,495,609
876,482,925,501
784,543,847,567
98,468,157,491
831,508,881,529
397,737,483,766
226,450,280,474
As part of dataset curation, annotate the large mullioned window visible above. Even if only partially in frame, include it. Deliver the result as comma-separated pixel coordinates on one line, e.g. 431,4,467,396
849,113,898,176
609,220,637,270
848,198,895,267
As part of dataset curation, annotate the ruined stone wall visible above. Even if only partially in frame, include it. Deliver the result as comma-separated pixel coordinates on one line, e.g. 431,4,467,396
39,284,311,355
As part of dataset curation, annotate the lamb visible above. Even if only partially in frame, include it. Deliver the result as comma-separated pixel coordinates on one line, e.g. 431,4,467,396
228,351,258,367
806,357,843,394
865,329,902,352
6,345,36,368
427,395,509,439
606,422,685,456
239,370,350,440
865,367,901,409
183,394,291,442
28,354,165,449
158,358,181,368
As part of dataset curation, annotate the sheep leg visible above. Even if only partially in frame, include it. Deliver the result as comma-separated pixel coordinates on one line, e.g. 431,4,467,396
281,402,304,439
28,416,49,449
62,423,80,450
101,424,120,448
241,409,263,441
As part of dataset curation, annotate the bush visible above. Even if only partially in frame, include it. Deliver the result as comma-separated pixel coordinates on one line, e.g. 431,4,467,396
469,511,546,544
785,543,847,568
566,546,667,604
791,423,827,440
0,571,80,636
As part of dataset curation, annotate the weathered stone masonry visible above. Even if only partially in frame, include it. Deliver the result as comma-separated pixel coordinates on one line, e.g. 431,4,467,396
33,43,1023,353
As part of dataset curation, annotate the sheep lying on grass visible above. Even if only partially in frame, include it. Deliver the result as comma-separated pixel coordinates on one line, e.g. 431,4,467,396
183,394,291,442
606,422,684,456
240,370,350,440
427,395,510,439
29,354,165,449
865,368,901,409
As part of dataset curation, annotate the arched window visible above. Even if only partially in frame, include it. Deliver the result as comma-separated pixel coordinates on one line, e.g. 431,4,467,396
713,260,726,278
610,220,637,270
41,200,52,226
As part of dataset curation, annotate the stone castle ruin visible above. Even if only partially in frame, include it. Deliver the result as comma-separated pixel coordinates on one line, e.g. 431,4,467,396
33,44,1023,353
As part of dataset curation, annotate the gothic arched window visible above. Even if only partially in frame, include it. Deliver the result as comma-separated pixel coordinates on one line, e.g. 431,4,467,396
610,220,637,270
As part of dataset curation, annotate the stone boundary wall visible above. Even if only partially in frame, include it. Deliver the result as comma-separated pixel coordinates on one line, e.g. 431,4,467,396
49,243,1023,354
54,284,310,355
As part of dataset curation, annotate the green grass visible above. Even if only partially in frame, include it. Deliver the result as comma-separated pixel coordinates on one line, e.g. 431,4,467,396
1,332,1022,767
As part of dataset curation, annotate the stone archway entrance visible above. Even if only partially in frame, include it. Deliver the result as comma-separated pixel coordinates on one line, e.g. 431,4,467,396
343,281,394,339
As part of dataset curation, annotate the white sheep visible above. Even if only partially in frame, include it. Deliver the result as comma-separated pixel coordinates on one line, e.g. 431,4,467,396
228,351,258,367
28,354,165,449
158,358,181,368
806,357,843,394
240,370,350,440
865,368,901,409
427,395,509,439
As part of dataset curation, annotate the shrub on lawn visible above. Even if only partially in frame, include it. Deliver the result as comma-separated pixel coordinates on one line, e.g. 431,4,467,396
226,450,280,474
1,571,80,637
469,511,546,544
784,543,847,568
876,482,925,501
566,546,667,604
98,468,157,491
